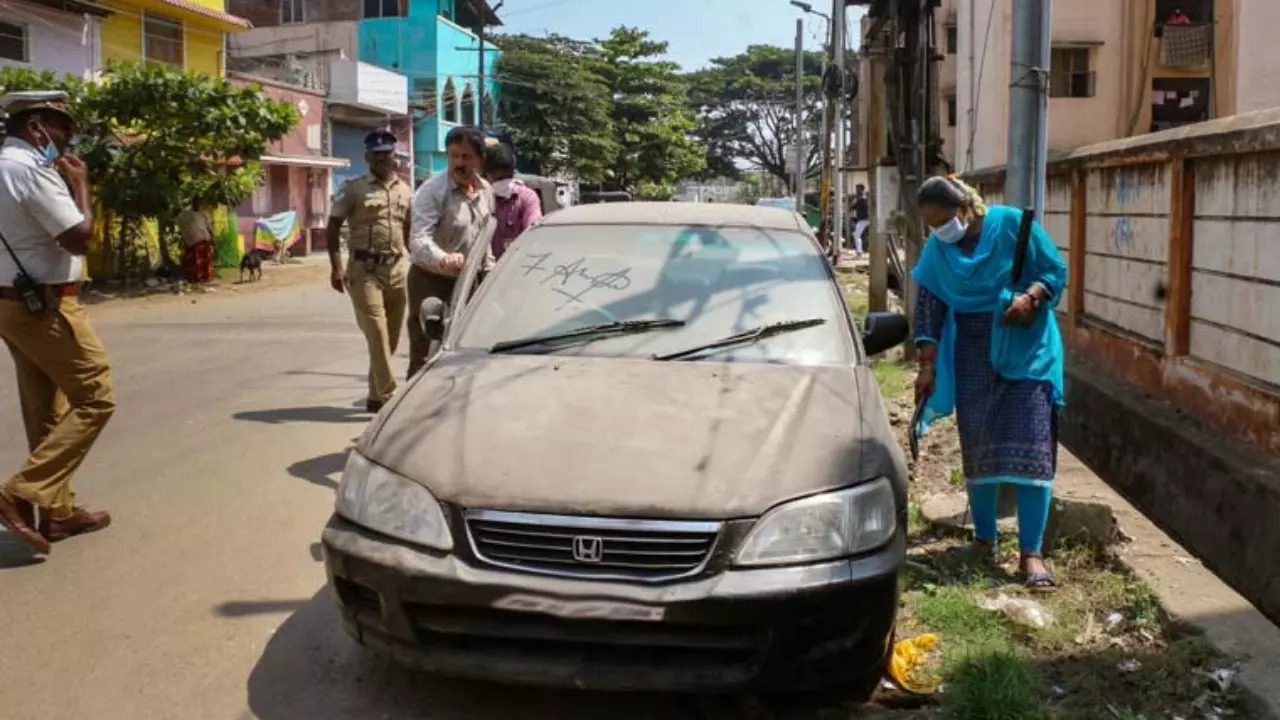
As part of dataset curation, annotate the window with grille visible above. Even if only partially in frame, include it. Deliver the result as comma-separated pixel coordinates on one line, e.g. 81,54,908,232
441,79,458,123
143,13,184,69
363,0,403,18
0,21,28,63
280,0,305,24
1049,47,1095,98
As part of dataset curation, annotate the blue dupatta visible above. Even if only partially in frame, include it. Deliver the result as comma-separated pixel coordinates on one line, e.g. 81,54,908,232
910,205,1068,436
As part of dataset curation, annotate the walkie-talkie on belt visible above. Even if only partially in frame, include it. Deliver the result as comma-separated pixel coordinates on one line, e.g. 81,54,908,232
0,229,46,314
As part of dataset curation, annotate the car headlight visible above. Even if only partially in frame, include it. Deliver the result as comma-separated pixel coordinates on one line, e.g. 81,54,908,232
735,478,897,567
335,451,453,551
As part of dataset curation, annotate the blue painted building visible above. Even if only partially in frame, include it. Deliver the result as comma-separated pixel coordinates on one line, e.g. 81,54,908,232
227,0,501,183
359,0,502,180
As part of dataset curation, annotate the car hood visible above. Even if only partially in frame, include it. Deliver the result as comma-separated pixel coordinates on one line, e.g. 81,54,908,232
363,353,904,519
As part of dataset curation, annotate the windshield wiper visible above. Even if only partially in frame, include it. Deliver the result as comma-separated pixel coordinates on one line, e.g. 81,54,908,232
652,318,827,362
490,319,686,354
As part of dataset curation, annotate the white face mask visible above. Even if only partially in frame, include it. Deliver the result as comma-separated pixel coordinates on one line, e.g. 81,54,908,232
492,178,514,199
930,215,968,244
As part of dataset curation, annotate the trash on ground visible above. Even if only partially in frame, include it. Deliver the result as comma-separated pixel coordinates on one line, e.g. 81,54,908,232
978,593,1055,629
885,633,943,695
1202,665,1238,693
1116,658,1143,674
1105,611,1125,631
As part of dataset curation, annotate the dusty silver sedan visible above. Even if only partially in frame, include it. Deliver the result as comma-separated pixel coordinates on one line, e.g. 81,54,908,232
323,202,911,699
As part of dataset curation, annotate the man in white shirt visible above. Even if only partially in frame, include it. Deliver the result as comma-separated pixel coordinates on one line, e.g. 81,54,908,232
0,91,114,555
405,126,495,376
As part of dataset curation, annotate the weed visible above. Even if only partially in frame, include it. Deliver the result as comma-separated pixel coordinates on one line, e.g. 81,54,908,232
874,358,914,400
941,649,1047,720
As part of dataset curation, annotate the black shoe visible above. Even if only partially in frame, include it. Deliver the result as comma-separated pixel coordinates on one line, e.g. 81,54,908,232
365,399,385,413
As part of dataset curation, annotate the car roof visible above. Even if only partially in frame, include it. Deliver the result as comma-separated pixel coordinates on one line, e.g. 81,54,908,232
539,201,811,232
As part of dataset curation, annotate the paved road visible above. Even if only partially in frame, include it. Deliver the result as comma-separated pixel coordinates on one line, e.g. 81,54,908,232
0,282,873,720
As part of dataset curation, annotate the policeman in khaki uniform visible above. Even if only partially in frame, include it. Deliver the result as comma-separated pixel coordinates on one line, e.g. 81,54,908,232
0,91,114,555
326,130,412,413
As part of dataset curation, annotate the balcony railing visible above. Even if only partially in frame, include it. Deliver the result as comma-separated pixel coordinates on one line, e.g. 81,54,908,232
1050,71,1096,99
1160,23,1213,68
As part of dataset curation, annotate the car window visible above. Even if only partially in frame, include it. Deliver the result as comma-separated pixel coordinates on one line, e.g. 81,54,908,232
454,223,854,366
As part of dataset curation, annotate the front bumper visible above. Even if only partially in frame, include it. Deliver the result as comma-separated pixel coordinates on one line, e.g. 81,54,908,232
322,515,904,692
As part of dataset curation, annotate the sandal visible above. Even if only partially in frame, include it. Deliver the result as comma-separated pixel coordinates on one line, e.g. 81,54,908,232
1021,553,1058,591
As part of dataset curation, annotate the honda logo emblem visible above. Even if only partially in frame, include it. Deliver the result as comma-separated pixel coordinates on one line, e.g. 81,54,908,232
571,536,604,563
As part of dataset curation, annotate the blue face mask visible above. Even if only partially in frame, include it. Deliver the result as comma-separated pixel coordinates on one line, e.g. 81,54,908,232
40,142,60,165
930,215,968,244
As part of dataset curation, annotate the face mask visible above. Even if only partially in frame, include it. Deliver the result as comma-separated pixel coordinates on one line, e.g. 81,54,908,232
492,179,514,198
34,124,60,164
930,215,968,244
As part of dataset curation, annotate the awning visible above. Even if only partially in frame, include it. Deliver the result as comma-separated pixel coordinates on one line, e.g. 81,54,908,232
104,0,251,30
261,154,350,169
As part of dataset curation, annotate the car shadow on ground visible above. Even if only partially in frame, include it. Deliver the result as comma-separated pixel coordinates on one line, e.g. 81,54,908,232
244,589,710,720
233,407,371,425
287,452,349,491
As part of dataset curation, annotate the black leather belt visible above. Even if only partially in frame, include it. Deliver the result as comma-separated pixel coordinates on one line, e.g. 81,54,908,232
352,250,402,265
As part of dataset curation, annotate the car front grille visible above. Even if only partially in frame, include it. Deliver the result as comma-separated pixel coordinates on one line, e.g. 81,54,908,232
464,510,722,582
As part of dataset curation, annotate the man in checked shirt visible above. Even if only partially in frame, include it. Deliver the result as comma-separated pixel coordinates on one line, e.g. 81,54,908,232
406,126,495,377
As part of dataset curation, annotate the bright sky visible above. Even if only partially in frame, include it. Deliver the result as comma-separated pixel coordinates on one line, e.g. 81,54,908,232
496,0,868,71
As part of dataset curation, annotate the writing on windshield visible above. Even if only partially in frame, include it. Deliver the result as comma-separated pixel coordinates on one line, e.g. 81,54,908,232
520,252,634,308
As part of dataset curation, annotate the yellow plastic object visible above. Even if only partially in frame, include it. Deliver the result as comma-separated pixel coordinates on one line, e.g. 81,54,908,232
887,633,943,694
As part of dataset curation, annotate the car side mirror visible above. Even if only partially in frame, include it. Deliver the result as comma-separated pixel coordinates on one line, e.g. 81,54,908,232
862,312,910,356
420,297,447,341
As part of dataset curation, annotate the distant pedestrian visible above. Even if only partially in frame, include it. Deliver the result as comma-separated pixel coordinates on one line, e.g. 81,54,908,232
327,130,413,413
0,90,115,554
1167,7,1192,25
177,201,215,283
852,183,870,256
911,175,1067,589
484,143,541,260
406,126,495,377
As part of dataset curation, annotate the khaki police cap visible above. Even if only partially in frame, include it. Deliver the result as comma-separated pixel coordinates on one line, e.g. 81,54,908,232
0,90,74,123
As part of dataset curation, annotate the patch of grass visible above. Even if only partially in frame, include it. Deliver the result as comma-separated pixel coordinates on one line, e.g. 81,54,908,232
874,358,914,400
942,649,1047,720
847,288,870,319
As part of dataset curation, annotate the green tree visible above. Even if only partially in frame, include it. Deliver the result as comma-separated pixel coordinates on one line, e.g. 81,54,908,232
594,27,705,198
1,63,296,278
493,33,618,184
686,45,827,187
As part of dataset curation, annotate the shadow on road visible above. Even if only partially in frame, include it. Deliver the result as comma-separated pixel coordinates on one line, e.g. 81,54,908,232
0,534,45,569
245,590,713,720
288,452,348,491
215,599,312,617
233,407,371,425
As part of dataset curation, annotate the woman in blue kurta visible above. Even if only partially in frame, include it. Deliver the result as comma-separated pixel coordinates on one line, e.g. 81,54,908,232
911,176,1068,588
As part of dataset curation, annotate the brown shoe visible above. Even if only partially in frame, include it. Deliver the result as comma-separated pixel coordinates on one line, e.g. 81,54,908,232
0,493,51,554
40,507,111,541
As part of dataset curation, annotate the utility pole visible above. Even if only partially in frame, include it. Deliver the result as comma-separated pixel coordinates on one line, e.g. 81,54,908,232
832,0,846,261
1004,0,1051,214
794,18,806,213
474,0,504,130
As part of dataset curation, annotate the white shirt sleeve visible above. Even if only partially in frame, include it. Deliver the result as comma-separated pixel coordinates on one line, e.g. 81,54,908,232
408,177,448,268
22,167,84,241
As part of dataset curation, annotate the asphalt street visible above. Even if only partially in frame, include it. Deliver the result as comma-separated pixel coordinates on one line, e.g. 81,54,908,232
0,281,738,720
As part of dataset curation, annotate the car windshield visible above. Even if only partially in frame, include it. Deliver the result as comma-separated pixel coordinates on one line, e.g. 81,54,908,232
455,223,853,365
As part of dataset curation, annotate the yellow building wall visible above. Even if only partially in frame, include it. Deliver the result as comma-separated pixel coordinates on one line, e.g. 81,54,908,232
99,1,227,76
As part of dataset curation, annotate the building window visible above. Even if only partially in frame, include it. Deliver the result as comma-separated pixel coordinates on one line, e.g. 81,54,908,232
0,21,29,63
1049,47,1095,98
280,0,305,24
143,13,184,69
363,0,403,18
1151,77,1210,132
945,25,958,55
460,84,475,125
1155,0,1211,35
410,76,434,111
946,95,957,126
441,78,458,123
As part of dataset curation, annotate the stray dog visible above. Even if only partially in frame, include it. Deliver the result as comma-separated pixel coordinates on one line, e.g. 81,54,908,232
239,249,268,282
